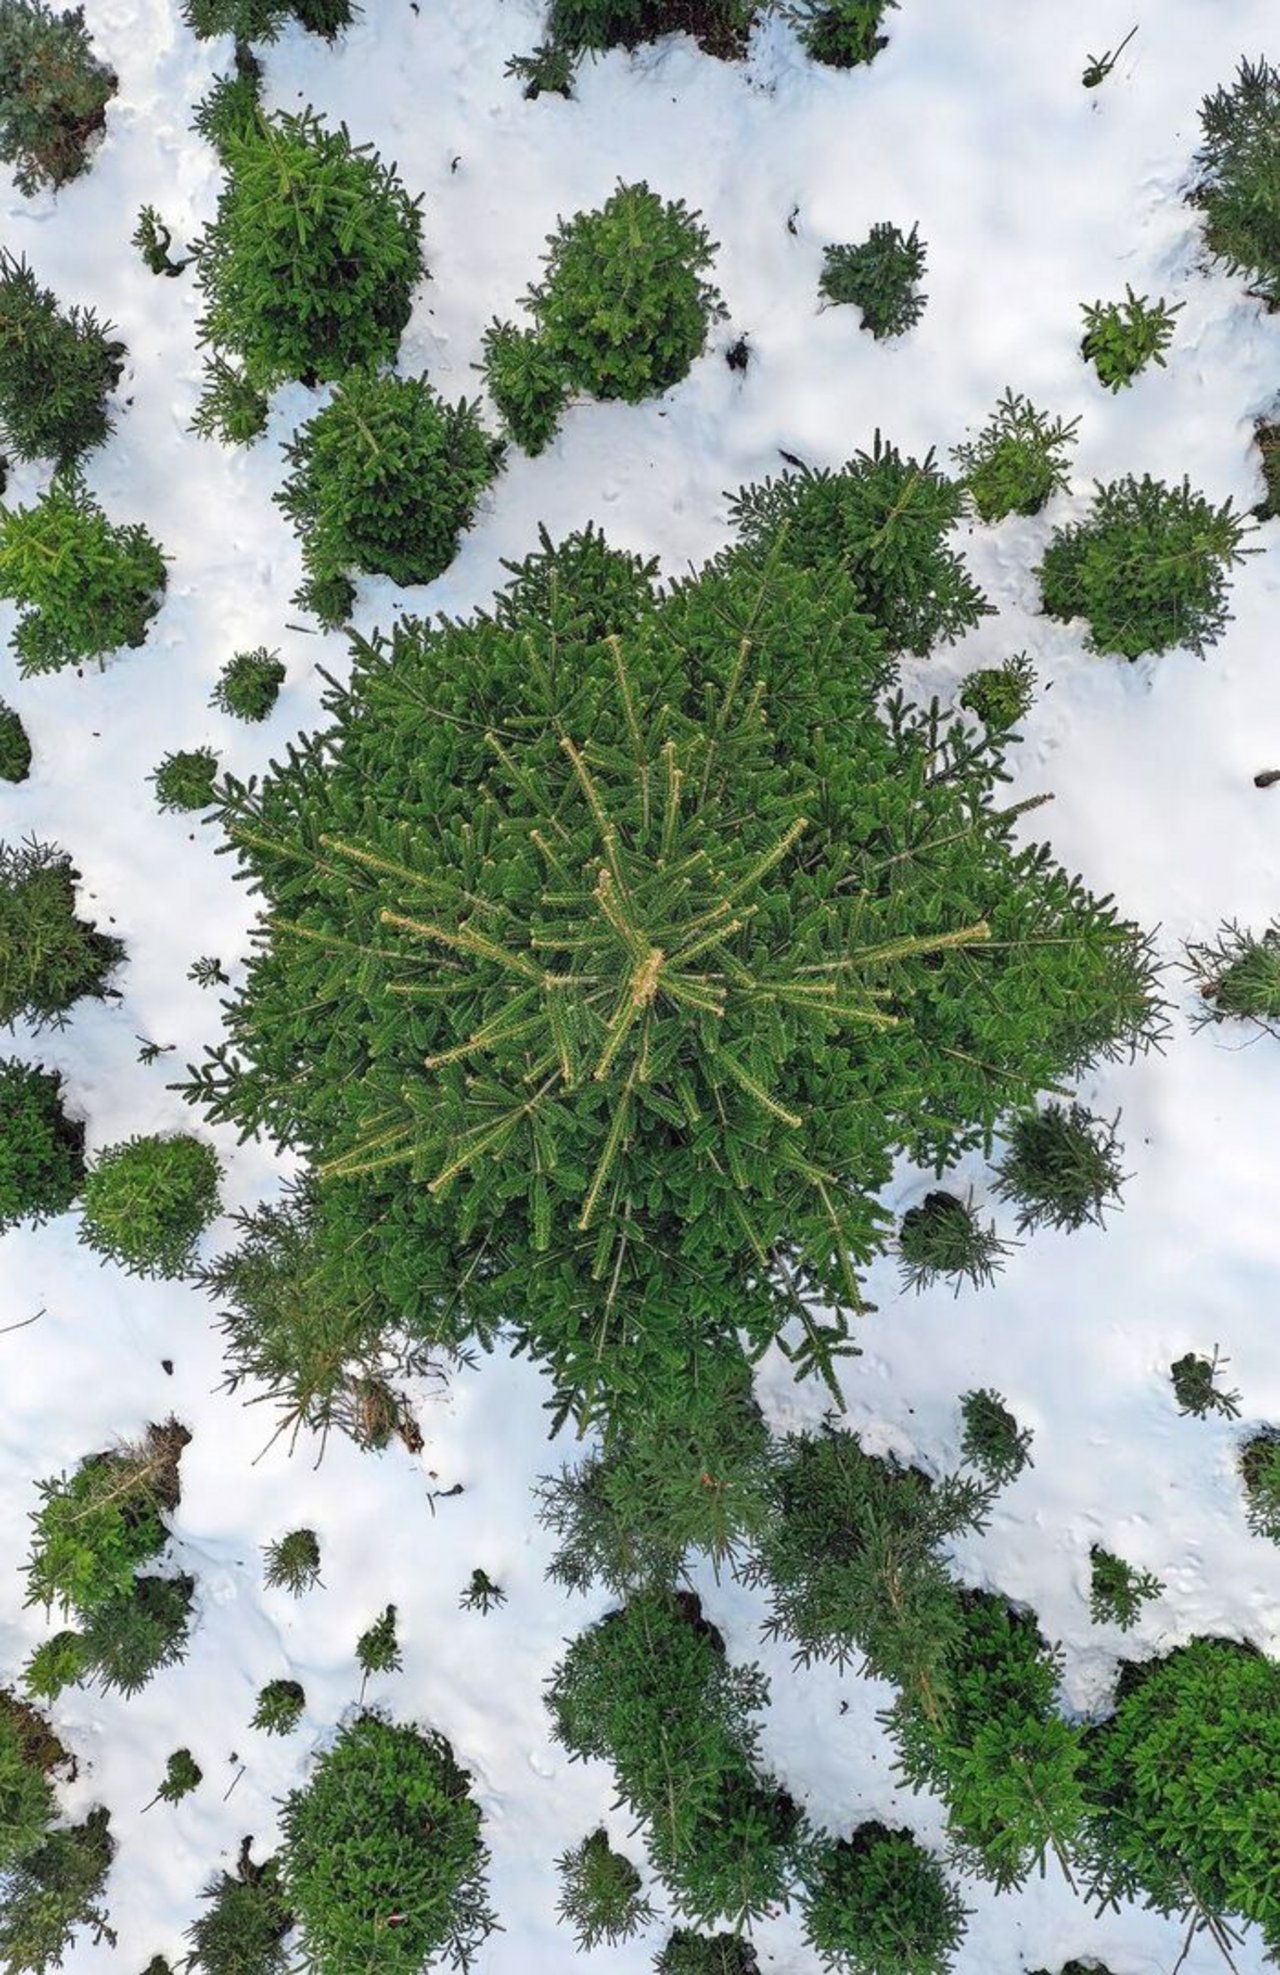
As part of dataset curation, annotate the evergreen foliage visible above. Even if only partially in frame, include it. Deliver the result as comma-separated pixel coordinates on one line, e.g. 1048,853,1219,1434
1169,1346,1241,1421
263,1526,321,1594
819,223,927,338
0,838,123,1029
889,1592,1086,1890
278,1711,495,1973
276,371,502,620
1088,1546,1162,1630
1253,418,1280,520
1191,57,1280,307
802,1822,968,1975
0,1059,84,1230
79,1134,220,1279
556,1826,655,1949
1239,1430,1280,1541
251,1678,305,1735
193,106,424,396
0,476,166,676
1037,474,1254,660
0,253,125,468
20,1635,89,1705
958,1389,1032,1487
133,206,190,278
0,702,30,782
24,1421,187,1621
957,656,1037,734
459,1569,506,1613
1181,918,1280,1033
747,1424,991,1722
188,494,1161,1432
212,647,284,723
150,747,220,815
655,1933,761,1975
1084,1637,1280,1954
0,1705,55,1870
75,1574,194,1696
898,1191,1010,1295
0,1,116,196
356,1604,401,1682
993,1102,1126,1233
190,354,269,446
510,0,754,95
0,1807,114,1974
149,1747,201,1807
186,1843,292,1975
479,319,568,454
546,1590,802,1926
783,0,895,67
951,391,1077,522
183,0,357,38
1080,288,1182,392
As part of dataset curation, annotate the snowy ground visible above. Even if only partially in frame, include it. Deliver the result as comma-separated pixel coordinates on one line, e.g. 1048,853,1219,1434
3,1,1280,1969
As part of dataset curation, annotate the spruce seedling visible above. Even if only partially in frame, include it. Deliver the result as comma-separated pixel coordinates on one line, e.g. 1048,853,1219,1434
0,700,31,781
556,1826,655,1950
0,477,167,675
1192,57,1280,307
1080,287,1182,392
784,0,896,69
898,1191,1010,1295
959,1389,1033,1486
1088,1545,1162,1630
820,222,927,338
145,1747,201,1809
951,390,1077,522
355,1604,400,1693
0,0,116,195
0,838,124,1030
957,655,1037,733
0,252,125,468
0,1058,84,1231
459,1568,506,1613
251,1678,305,1736
133,207,190,278
1240,1430,1280,1541
656,1933,762,1975
263,1528,321,1594
79,1133,222,1278
1182,918,1280,1034
211,647,284,722
993,1102,1126,1233
802,1821,969,1975
1169,1346,1242,1421
151,747,220,815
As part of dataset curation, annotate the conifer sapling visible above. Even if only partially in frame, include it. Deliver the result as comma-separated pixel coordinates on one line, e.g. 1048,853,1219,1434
1088,1546,1162,1630
783,0,895,68
0,1058,84,1230
0,700,31,781
0,477,167,676
957,655,1037,733
898,1191,1010,1295
212,647,284,722
993,1102,1126,1233
151,747,220,815
78,1133,222,1278
1192,57,1280,306
263,1527,321,1594
819,222,927,338
355,1604,401,1688
959,1389,1033,1486
555,1826,655,1950
1181,918,1280,1034
0,253,125,468
1239,1431,1280,1542
0,838,124,1029
1080,287,1182,392
1169,1346,1242,1421
951,391,1078,522
146,1747,201,1809
801,1821,969,1975
0,0,116,196
251,1678,305,1736
459,1568,506,1613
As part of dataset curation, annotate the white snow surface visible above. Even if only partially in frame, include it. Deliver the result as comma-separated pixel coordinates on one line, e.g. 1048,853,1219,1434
2,0,1280,1969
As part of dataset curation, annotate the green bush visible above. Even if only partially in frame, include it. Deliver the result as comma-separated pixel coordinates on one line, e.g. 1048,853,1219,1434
1169,1346,1241,1421
958,1389,1032,1487
279,1712,495,1973
190,354,269,447
148,1747,201,1807
783,0,895,67
212,647,284,722
556,1826,655,1949
1191,57,1280,307
191,45,263,162
458,1568,505,1613
150,747,220,815
20,1634,89,1705
547,1591,802,1927
133,205,190,279
1253,418,1280,520
0,702,30,782
25,1422,187,1620
747,1423,990,1720
0,1,116,196
251,1678,305,1735
0,1807,114,1973
957,655,1037,733
194,106,424,395
183,0,357,38
276,370,502,620
511,1,754,95
802,1822,968,1975
951,391,1077,522
1240,1431,1280,1541
79,1134,222,1279
820,223,926,338
1080,287,1182,392
355,1604,401,1683
655,1934,761,1975
263,1526,321,1594
0,838,124,1030
1088,1546,1162,1630
0,1059,84,1230
479,318,568,454
0,253,125,468
1037,474,1255,660
186,1844,292,1975
1182,918,1280,1033
76,1574,194,1696
993,1102,1126,1233
186,492,1161,1432
508,181,723,406
0,477,166,676
1085,1637,1280,1952
898,1191,1009,1295
0,1703,55,1871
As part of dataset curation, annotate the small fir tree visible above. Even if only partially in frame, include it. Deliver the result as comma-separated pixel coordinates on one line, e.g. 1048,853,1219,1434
190,354,269,447
0,253,125,467
0,1807,114,1972
0,477,166,676
275,371,503,622
0,1059,84,1230
1239,1430,1280,1541
1088,1546,1162,1630
959,1389,1033,1487
212,647,284,722
190,46,263,163
79,1133,222,1278
189,955,230,989
479,319,568,453
24,1421,187,1620
801,1822,969,1975
278,1712,496,1974
22,1632,90,1703
193,105,424,396
1191,57,1280,307
146,1747,201,1808
355,1604,401,1685
1181,918,1280,1034
150,747,220,815
0,839,123,1029
1252,417,1280,520
957,656,1037,733
133,206,190,278
1037,474,1255,660
186,1842,292,1975
459,1568,506,1613
263,1527,321,1594
0,1,116,196
0,1703,55,1869
1169,1346,1242,1421
251,1678,305,1736
183,0,358,37
0,701,31,782
76,1574,194,1696
556,1826,655,1950
951,391,1078,522
656,1933,762,1975
783,0,895,68
993,1103,1126,1233
898,1191,1010,1295
1080,288,1182,392
819,223,927,338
